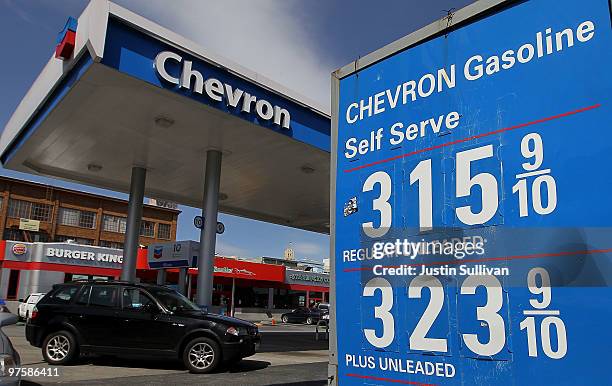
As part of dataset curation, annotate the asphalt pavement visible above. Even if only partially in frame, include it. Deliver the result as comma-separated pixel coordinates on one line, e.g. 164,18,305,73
5,322,330,386
35,362,328,386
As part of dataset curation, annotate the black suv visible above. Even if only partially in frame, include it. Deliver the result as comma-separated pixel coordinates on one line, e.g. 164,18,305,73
26,281,260,373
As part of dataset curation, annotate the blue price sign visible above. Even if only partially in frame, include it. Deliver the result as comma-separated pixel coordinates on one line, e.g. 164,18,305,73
332,0,612,385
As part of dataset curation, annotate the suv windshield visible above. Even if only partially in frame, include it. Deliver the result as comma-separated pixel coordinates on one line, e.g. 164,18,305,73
148,287,200,312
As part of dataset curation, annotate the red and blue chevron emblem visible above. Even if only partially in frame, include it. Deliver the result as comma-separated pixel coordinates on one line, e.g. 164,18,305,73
55,17,78,60
153,246,163,259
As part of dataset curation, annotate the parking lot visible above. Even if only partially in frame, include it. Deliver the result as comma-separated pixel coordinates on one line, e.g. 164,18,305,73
7,323,329,386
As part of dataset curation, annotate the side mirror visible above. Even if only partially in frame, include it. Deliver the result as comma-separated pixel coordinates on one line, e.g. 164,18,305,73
18,299,24,303
0,313,18,327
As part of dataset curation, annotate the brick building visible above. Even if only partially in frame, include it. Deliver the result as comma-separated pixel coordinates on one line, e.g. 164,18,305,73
0,175,179,248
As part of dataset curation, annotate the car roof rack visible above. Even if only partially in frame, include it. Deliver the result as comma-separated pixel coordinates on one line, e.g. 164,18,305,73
65,279,134,284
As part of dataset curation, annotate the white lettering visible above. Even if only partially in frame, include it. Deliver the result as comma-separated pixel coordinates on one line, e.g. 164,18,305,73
273,106,291,129
346,103,359,124
241,93,257,113
464,55,483,80
224,84,244,107
204,78,224,101
154,51,181,85
256,99,274,120
153,51,291,129
373,91,386,115
180,60,204,93
576,20,595,42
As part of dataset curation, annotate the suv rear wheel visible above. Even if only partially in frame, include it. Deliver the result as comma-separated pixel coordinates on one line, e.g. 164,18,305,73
42,330,79,365
183,337,221,374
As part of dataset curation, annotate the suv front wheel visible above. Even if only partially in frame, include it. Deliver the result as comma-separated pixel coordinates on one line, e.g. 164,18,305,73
42,330,79,365
183,337,221,374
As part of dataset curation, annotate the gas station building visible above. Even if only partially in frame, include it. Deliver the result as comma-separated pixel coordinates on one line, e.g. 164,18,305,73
1,239,329,318
0,0,330,309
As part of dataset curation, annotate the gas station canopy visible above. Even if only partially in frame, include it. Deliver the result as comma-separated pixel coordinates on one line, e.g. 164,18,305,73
0,1,330,233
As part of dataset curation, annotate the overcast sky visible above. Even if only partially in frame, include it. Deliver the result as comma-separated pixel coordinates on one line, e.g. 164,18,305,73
0,0,473,261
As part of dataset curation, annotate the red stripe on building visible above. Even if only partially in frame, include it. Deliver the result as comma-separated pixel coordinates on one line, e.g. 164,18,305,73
284,283,329,292
1,260,121,277
187,257,286,282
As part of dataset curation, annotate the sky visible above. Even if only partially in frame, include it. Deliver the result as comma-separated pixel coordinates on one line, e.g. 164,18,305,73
0,0,473,261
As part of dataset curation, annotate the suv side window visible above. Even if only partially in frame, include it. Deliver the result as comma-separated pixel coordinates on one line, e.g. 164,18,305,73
122,288,155,311
48,285,80,304
76,286,92,305
89,286,119,308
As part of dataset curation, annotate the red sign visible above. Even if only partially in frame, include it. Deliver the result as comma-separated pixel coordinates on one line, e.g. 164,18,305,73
11,243,27,256
213,257,285,282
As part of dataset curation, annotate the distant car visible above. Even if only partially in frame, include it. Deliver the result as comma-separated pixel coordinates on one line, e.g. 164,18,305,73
26,280,260,373
0,312,21,385
281,307,326,325
18,293,46,321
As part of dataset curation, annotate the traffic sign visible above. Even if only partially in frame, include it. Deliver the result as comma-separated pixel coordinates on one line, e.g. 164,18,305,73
331,0,612,385
194,216,203,229
194,216,225,234
216,221,225,234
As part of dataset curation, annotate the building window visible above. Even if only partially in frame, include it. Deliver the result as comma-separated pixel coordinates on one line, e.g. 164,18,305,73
157,223,171,239
58,207,97,229
31,203,51,221
3,228,22,241
3,227,49,242
0,196,3,210
102,214,127,233
55,235,94,245
7,199,29,219
140,220,155,237
7,199,51,221
99,240,124,250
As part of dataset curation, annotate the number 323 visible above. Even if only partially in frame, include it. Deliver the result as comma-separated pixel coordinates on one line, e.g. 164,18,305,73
363,275,506,356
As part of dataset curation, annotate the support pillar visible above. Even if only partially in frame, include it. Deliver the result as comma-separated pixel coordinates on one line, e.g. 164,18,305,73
178,268,187,295
267,288,274,311
120,166,146,282
230,277,236,317
196,150,222,308
156,269,166,285
306,290,310,308
187,273,193,300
